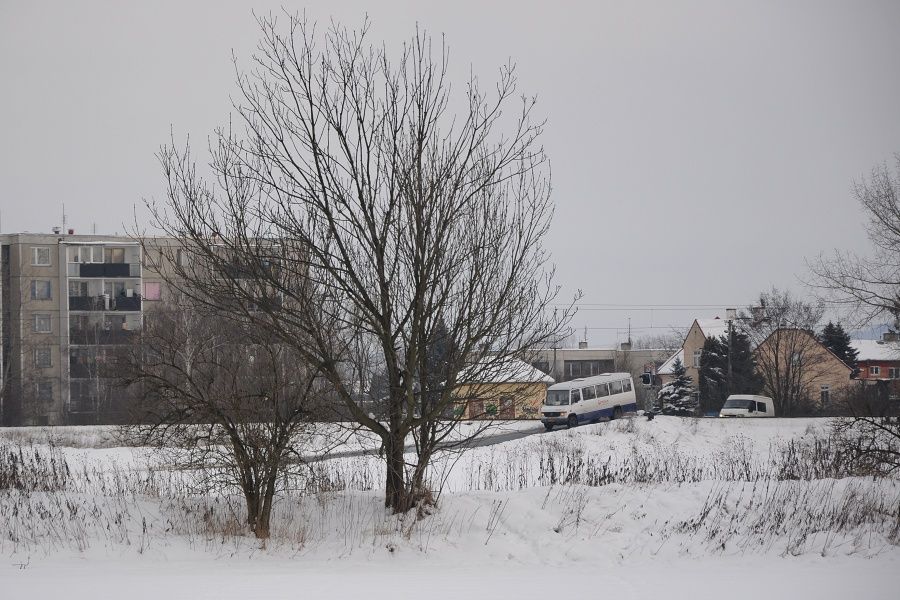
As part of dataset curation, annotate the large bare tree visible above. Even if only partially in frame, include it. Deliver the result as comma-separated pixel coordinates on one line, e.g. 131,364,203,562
810,154,900,464
810,155,900,326
143,14,571,513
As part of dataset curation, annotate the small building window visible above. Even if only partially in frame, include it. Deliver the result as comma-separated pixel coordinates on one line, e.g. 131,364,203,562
144,282,161,300
106,247,125,263
693,349,702,367
890,367,900,380
36,379,53,402
32,247,51,266
34,347,52,368
820,384,830,405
870,366,881,376
31,280,52,300
33,314,51,333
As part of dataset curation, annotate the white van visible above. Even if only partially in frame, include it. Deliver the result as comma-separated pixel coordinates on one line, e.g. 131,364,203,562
540,373,637,431
718,394,774,418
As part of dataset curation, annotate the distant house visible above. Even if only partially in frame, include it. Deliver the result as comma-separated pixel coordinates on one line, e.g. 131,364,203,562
850,334,900,400
754,328,853,414
657,317,731,389
456,358,555,420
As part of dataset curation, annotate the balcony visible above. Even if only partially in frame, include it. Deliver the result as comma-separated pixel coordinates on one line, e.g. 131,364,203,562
76,263,140,278
69,295,142,312
69,327,138,345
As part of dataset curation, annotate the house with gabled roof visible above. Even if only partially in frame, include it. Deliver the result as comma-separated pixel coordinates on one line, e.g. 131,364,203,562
657,317,731,391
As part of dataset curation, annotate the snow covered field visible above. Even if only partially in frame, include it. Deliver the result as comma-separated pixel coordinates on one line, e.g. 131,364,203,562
2,417,898,599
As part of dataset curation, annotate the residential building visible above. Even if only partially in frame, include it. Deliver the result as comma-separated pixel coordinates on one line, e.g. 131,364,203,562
456,358,555,419
1,231,175,426
657,317,730,389
850,334,900,401
754,328,853,414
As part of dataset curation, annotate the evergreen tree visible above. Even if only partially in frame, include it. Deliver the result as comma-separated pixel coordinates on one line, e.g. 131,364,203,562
728,330,764,395
698,335,727,414
658,357,697,416
698,332,763,414
819,321,859,368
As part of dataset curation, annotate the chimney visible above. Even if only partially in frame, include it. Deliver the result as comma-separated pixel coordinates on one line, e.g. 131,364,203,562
578,340,588,349
68,228,74,235
52,226,61,234
620,341,632,351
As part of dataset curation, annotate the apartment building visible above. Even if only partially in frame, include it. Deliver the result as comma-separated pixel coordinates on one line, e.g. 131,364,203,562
0,231,172,426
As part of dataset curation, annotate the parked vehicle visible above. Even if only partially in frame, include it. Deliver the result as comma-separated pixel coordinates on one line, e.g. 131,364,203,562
718,394,774,418
541,373,638,431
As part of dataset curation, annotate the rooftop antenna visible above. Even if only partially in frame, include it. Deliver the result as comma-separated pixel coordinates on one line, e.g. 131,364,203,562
92,222,97,235
628,318,632,345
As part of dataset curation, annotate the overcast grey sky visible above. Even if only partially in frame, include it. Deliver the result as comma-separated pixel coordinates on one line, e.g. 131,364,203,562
2,1,899,345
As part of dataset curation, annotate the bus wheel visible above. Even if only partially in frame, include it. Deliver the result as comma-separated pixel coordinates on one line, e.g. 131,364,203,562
544,423,554,432
567,414,578,429
612,406,623,420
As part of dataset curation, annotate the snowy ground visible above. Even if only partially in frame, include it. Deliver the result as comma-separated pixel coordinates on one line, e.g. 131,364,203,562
2,417,898,598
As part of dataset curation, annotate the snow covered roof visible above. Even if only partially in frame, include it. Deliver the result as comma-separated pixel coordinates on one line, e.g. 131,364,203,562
460,357,555,385
695,318,729,341
850,339,900,362
656,349,684,375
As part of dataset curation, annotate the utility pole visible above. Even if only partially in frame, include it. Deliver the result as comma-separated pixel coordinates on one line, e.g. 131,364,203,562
726,308,737,398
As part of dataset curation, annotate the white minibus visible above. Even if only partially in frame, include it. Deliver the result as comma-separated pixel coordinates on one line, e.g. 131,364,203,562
718,394,775,418
540,373,638,431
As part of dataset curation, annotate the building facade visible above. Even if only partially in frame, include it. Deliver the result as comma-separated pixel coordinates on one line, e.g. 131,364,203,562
1,232,173,426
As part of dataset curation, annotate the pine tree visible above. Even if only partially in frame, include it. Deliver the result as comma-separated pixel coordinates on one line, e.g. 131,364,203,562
698,335,727,414
658,357,697,416
819,321,859,368
699,332,763,414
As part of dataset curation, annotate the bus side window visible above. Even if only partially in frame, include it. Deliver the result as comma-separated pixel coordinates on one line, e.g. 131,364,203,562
596,384,609,397
582,386,596,400
622,379,632,392
757,402,766,413
571,389,581,403
609,380,624,395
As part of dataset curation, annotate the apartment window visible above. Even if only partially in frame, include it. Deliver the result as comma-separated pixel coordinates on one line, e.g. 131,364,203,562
870,366,881,376
176,248,187,267
564,360,604,380
36,379,53,402
820,384,831,405
34,346,52,368
106,247,125,263
144,282,161,300
890,367,900,380
33,313,51,333
32,246,51,266
31,280,52,300
693,349,702,368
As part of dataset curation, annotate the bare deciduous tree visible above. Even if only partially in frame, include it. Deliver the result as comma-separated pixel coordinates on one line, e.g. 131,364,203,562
143,14,571,513
810,154,900,464
810,155,900,326
121,294,320,538
741,288,828,416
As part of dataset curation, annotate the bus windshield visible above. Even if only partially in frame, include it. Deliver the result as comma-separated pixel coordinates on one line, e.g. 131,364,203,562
723,398,755,410
545,390,570,406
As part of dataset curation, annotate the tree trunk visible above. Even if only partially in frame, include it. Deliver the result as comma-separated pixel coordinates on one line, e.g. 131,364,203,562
384,429,411,512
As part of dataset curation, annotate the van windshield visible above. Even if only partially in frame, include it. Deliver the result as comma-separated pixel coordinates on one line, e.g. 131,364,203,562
545,390,570,406
723,398,755,410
